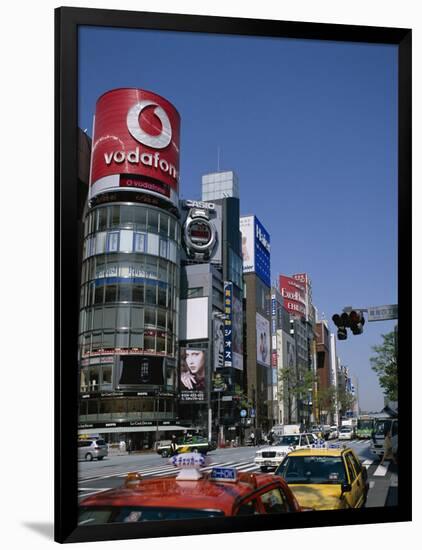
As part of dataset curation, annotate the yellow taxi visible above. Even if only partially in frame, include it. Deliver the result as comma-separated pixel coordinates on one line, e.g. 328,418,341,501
274,445,368,510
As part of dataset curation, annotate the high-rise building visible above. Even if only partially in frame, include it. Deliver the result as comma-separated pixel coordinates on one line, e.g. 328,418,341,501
240,215,272,437
78,89,184,449
174,172,244,445
278,273,317,424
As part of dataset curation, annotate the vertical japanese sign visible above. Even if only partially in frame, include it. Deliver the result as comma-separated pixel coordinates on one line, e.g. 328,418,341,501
224,282,233,367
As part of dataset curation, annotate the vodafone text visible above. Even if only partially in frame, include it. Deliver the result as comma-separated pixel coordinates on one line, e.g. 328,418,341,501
104,148,178,182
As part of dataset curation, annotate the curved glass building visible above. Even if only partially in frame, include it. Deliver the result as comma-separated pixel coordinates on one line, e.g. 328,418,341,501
78,88,183,448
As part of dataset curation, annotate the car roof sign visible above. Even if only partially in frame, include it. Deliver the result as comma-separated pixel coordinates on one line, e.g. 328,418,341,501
210,467,237,482
169,452,207,469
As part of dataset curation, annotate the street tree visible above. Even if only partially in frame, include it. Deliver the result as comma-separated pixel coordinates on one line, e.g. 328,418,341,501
336,387,356,418
279,364,315,424
370,331,398,402
315,386,337,420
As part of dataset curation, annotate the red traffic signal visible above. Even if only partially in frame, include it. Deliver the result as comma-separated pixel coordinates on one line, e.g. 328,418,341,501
349,310,365,335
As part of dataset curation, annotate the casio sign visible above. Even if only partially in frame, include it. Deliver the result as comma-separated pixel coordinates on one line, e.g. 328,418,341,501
183,200,215,211
256,224,270,253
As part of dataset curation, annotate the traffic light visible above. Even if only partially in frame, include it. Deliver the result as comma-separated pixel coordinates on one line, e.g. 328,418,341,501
332,313,348,340
332,310,365,340
349,310,365,335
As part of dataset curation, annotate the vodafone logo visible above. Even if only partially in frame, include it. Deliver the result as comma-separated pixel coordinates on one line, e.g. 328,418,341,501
126,100,172,149
91,89,180,192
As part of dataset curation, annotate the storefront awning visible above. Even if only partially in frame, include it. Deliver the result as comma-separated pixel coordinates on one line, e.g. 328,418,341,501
78,425,193,435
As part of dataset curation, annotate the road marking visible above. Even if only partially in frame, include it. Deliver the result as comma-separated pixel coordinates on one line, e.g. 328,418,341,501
369,481,375,489
240,465,260,472
362,460,373,466
373,462,390,476
80,460,257,484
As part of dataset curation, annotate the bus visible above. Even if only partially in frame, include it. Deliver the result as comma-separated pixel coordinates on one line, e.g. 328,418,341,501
356,415,375,439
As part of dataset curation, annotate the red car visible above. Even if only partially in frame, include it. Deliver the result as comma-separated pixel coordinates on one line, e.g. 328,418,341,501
79,455,302,524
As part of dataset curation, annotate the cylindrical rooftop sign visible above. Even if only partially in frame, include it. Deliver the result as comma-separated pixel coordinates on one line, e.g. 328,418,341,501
89,88,180,205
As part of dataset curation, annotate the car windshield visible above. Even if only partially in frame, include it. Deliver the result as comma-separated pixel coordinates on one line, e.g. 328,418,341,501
340,427,351,432
276,456,346,484
357,420,373,429
78,506,225,525
374,420,392,436
276,435,300,446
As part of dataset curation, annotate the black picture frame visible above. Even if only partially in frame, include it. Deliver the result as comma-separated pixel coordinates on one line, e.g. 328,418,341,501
55,6,411,544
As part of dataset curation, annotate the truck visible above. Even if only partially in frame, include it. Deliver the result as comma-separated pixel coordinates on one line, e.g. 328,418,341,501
271,424,302,437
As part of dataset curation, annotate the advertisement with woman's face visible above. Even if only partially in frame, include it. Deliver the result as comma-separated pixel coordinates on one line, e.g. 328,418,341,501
256,313,270,366
179,348,206,401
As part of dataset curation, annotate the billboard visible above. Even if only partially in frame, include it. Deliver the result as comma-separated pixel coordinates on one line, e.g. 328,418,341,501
89,88,180,205
232,294,243,371
279,275,306,318
179,348,206,401
240,216,255,273
213,318,225,370
117,355,164,386
181,200,222,263
179,297,209,340
256,312,270,367
240,215,271,287
223,282,233,367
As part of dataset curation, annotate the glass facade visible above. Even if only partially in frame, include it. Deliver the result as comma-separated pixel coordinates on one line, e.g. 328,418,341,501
78,202,180,402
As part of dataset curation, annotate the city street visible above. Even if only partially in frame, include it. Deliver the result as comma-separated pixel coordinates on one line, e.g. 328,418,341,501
78,439,397,508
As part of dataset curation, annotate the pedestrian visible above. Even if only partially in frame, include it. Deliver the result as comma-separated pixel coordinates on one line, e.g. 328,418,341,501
380,431,396,465
127,439,133,455
268,431,274,446
250,432,256,446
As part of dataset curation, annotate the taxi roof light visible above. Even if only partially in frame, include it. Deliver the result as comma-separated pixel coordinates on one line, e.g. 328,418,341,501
125,472,142,488
176,468,203,481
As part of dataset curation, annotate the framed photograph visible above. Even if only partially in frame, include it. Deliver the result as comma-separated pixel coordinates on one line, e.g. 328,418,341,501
55,6,411,544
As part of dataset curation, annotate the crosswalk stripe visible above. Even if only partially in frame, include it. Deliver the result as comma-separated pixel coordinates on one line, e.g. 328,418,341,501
239,465,260,472
373,462,390,476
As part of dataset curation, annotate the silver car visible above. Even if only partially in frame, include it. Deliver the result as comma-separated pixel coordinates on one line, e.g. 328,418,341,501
78,438,108,461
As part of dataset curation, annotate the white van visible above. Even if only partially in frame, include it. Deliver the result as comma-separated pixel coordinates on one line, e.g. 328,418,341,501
78,438,108,461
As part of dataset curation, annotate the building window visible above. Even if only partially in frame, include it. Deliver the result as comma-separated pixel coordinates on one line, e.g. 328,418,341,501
159,213,169,237
157,286,167,307
133,207,147,231
187,287,203,298
106,231,119,252
104,284,117,303
145,282,157,305
159,238,168,258
101,366,112,390
133,232,147,253
98,207,107,231
132,283,144,303
144,332,155,352
148,210,159,233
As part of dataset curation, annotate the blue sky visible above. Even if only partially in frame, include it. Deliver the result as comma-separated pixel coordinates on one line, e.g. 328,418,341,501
78,27,398,411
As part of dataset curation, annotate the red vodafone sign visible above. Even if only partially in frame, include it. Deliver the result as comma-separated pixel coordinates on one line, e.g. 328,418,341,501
90,88,180,203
